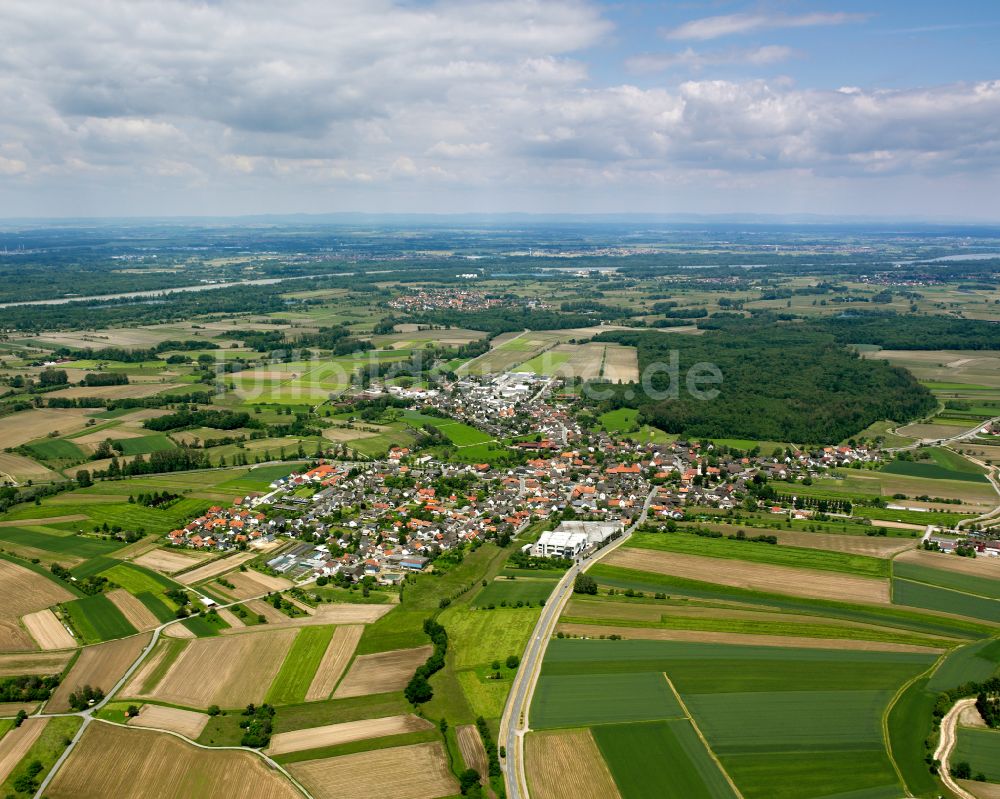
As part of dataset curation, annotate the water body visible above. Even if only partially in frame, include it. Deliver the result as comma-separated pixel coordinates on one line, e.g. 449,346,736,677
0,272,352,309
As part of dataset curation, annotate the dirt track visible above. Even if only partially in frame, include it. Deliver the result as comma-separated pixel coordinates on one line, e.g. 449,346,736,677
933,698,979,799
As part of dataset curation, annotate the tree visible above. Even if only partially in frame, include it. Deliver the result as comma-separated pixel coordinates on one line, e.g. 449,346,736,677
76,469,92,488
505,654,520,669
953,761,972,780
404,674,433,704
126,705,140,717
459,768,481,795
573,573,597,595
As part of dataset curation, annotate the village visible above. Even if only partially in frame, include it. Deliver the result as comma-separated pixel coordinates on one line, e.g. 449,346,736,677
160,370,1000,589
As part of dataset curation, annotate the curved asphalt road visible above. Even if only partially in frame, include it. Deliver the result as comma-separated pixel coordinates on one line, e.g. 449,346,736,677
499,489,656,799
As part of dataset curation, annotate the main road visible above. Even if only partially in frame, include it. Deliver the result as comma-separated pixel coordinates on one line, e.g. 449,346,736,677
499,489,657,799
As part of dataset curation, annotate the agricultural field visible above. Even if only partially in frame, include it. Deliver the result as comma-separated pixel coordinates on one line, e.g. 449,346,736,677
125,628,298,708
333,645,432,699
953,728,1000,783
288,741,458,799
0,559,74,651
46,723,300,799
525,729,622,799
532,638,937,799
47,634,152,712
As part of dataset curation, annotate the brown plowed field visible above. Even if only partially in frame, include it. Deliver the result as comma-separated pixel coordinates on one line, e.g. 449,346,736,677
133,549,207,574
0,718,48,784
0,651,72,677
176,553,255,585
131,704,209,739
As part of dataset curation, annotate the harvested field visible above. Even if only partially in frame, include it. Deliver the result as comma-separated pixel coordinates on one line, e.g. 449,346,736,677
176,552,255,584
0,407,91,448
45,383,182,400
163,622,196,639
961,780,1000,799
305,624,363,701
139,629,297,708
0,559,74,651
457,725,491,788
773,530,915,558
870,520,927,531
107,589,160,632
216,608,244,628
525,729,622,799
0,452,58,483
602,343,640,383
217,569,292,600
0,702,38,717
131,704,209,739
0,651,72,677
333,645,433,699
604,548,890,604
223,601,392,632
46,722,300,799
47,633,152,713
289,741,458,799
132,548,207,574
121,639,185,697
0,718,48,784
896,548,1000,580
21,608,75,650
267,714,432,755
554,623,944,654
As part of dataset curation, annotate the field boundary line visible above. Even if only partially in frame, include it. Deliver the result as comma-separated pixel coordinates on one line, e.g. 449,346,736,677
661,672,744,799
881,650,949,798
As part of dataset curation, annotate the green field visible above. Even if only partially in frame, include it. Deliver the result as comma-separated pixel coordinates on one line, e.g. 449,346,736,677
0,526,122,557
535,639,931,799
927,638,1000,691
22,438,86,461
894,561,1000,601
400,410,493,446
532,672,685,729
62,593,137,643
266,626,336,705
113,433,176,456
628,532,890,578
598,408,640,433
882,460,989,483
591,563,993,641
953,728,1000,782
101,562,179,595
893,578,1000,624
593,720,737,799
473,577,557,607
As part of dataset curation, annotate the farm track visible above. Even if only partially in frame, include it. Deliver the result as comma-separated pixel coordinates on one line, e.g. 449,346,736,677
934,698,979,799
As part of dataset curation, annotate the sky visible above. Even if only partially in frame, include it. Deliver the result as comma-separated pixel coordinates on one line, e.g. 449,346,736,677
0,0,999,219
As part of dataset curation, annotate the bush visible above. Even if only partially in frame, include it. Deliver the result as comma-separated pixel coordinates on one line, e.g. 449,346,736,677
573,573,597,595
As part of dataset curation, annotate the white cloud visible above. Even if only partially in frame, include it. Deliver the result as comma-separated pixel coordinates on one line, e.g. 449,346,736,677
0,0,996,217
627,45,793,73
664,11,867,41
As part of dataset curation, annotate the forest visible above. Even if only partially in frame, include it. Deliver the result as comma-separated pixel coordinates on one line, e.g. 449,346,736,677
596,326,936,443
